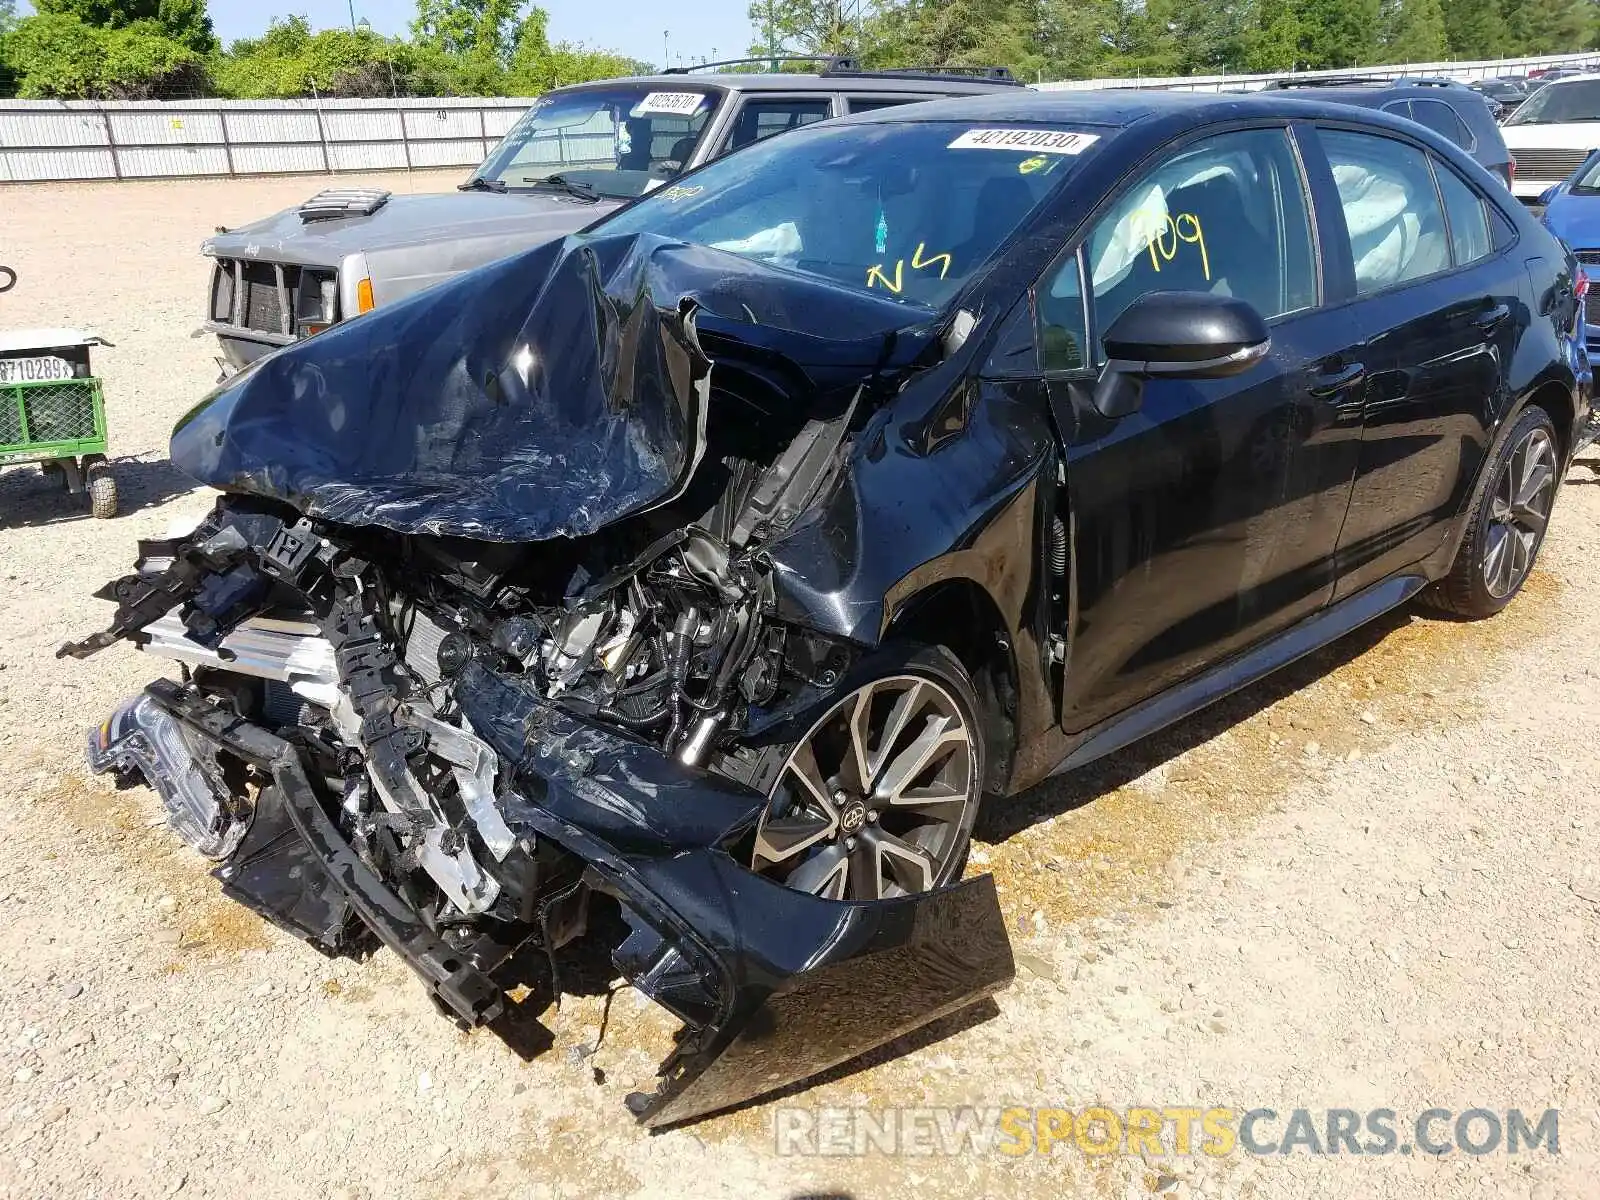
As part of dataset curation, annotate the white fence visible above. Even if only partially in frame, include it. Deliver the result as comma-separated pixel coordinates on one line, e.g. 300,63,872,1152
6,48,1600,183
1040,49,1600,92
0,96,536,184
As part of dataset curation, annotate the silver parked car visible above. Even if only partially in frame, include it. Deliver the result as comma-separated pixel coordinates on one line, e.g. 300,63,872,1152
200,59,1023,372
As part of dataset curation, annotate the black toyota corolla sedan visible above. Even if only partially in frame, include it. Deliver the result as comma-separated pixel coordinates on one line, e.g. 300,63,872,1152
63,90,1590,1126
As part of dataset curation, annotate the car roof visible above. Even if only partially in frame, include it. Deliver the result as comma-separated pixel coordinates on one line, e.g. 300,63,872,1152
554,72,1019,96
1267,81,1484,104
832,87,1466,130
1531,71,1600,83
841,88,1228,126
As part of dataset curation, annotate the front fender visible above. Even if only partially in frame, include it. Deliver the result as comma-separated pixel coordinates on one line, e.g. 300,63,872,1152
764,376,1055,647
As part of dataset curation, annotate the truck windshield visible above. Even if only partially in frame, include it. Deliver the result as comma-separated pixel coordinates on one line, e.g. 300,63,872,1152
594,119,1097,307
469,86,722,198
1505,79,1600,124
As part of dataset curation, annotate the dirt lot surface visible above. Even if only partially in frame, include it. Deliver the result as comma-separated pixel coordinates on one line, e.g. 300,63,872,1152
1,173,1599,1200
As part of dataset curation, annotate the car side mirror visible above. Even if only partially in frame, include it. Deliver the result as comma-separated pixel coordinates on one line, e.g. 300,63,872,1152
1537,184,1560,206
1091,291,1271,419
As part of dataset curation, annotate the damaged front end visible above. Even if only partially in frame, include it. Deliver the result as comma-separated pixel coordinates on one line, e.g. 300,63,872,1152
61,231,1013,1126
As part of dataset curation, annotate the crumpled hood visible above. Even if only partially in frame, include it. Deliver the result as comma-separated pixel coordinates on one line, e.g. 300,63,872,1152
170,230,939,542
205,190,617,267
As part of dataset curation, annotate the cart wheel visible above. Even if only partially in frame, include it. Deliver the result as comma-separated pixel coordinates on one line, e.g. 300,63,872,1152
87,461,118,519
40,461,68,490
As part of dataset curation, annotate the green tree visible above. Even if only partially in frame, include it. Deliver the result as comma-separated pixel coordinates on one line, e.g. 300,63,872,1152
2,10,206,97
1440,0,1507,58
1502,0,1593,52
1378,0,1447,62
864,0,1031,69
747,0,857,60
213,16,451,98
1140,0,1249,74
412,0,522,62
1240,0,1305,69
32,0,214,52
1033,0,1119,80
1294,0,1380,66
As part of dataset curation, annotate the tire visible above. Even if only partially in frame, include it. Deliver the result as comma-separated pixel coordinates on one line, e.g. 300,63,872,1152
87,461,118,519
747,643,985,902
1422,406,1558,619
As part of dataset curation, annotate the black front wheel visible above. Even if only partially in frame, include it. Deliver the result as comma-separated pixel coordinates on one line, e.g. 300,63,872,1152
749,645,984,902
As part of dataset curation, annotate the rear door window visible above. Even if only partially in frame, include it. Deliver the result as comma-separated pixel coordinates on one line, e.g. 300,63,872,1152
1432,157,1494,265
845,96,929,114
1320,129,1452,296
1409,99,1474,150
723,99,833,153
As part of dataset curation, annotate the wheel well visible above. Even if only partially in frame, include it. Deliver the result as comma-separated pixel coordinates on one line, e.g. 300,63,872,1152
885,580,1018,794
1524,381,1577,460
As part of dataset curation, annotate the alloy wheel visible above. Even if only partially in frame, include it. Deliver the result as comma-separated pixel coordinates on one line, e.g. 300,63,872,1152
752,674,977,901
1481,426,1556,600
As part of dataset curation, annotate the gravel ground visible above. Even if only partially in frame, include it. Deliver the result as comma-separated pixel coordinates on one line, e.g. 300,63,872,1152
2,174,1599,1200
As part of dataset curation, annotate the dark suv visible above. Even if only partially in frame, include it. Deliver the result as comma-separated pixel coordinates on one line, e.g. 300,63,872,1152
1266,77,1514,187
68,89,1588,1127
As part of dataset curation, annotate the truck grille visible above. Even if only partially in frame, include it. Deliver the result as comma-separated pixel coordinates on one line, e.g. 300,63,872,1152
1510,147,1590,181
242,262,287,333
210,258,330,339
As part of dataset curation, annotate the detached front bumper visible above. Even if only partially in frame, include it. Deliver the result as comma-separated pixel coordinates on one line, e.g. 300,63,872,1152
99,670,1014,1128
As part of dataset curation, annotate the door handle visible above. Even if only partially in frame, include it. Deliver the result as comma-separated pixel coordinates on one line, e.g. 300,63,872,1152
1307,362,1366,397
1474,303,1510,333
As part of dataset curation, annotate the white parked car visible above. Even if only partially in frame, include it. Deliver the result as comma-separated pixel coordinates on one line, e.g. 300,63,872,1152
1501,73,1600,200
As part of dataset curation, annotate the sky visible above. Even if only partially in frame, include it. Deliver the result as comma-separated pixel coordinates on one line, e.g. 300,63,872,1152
16,1,758,67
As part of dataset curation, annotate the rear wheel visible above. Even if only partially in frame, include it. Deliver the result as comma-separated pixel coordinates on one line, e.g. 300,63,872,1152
1423,406,1557,618
750,645,983,902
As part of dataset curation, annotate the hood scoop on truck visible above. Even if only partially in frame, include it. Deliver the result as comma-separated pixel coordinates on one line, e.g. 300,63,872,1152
298,188,392,223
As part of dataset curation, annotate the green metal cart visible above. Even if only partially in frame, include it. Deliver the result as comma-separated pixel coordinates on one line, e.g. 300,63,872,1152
0,327,119,519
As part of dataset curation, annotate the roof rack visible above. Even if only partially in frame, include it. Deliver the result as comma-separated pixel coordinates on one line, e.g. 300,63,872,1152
1264,74,1460,90
661,55,840,75
832,64,1020,84
660,54,1020,85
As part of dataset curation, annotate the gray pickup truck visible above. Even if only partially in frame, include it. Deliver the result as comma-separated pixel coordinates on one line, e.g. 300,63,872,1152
201,61,1022,371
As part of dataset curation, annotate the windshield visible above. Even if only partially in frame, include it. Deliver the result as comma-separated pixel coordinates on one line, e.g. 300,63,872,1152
1506,79,1600,125
1569,151,1600,191
470,85,722,199
594,120,1099,306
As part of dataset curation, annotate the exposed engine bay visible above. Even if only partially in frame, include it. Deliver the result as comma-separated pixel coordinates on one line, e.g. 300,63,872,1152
59,230,1013,1126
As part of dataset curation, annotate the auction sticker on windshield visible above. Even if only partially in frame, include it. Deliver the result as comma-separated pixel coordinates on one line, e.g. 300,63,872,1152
632,92,706,118
0,356,73,384
949,128,1100,155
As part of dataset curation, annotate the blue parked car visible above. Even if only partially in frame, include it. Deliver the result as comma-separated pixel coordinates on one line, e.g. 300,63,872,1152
1540,156,1600,442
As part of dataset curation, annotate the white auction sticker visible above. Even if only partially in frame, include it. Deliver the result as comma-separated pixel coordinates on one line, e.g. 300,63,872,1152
948,128,1099,155
631,92,706,118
